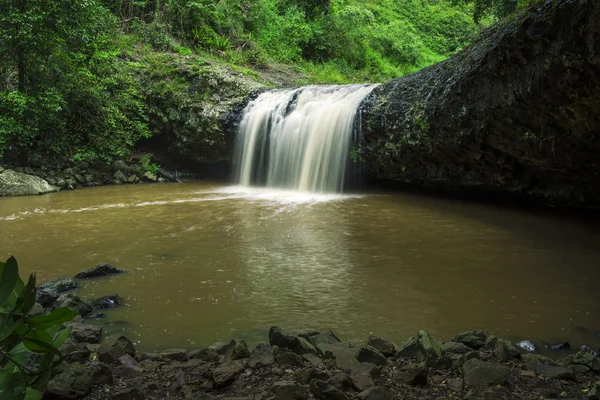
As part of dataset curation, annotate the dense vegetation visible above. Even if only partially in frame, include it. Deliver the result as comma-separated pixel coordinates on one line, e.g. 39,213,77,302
0,0,532,164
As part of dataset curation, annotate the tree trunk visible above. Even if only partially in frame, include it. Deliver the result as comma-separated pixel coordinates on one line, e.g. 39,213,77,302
362,0,600,207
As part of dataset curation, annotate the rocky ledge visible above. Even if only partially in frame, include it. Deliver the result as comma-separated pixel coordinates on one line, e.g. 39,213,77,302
39,324,600,400
0,157,184,197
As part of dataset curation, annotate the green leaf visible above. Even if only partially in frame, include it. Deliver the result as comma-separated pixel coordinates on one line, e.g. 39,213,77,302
29,308,76,330
22,330,59,355
52,325,72,348
13,273,36,316
0,256,19,306
25,387,43,400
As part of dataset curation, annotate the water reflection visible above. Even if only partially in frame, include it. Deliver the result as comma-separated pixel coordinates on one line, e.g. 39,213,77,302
0,182,599,351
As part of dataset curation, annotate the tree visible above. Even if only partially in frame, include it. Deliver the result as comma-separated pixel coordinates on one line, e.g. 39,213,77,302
453,0,533,22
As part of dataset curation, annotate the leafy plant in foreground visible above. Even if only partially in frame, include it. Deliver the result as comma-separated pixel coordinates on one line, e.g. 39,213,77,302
0,256,76,400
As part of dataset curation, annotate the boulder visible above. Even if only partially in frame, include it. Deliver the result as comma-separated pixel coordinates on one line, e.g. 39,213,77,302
452,330,486,350
520,353,555,369
417,330,442,364
309,379,350,400
59,338,91,363
289,336,319,355
161,349,188,361
89,362,113,385
114,170,127,182
367,336,396,357
303,353,323,366
327,373,353,391
462,359,509,386
0,169,59,196
442,341,473,355
493,339,520,362
46,362,93,399
224,340,251,360
189,347,220,362
350,363,379,391
395,362,428,386
274,347,305,367
98,335,136,364
248,343,275,368
212,362,244,388
307,331,341,346
447,378,464,392
143,171,158,182
356,345,387,365
297,367,329,385
356,387,390,400
127,175,137,183
269,326,296,348
210,340,236,355
274,382,310,400
37,277,78,306
533,363,574,380
572,351,600,371
92,294,121,309
55,293,93,316
317,343,359,370
69,323,103,344
75,263,123,279
395,336,419,358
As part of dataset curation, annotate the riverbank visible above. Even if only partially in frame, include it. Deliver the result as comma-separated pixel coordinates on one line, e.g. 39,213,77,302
47,325,600,400
33,266,600,400
0,155,187,197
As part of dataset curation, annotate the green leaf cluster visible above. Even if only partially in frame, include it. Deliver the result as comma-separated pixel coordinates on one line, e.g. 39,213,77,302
0,256,76,400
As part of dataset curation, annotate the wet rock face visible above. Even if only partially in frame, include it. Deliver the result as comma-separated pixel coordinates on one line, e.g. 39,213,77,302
0,169,59,196
362,0,600,207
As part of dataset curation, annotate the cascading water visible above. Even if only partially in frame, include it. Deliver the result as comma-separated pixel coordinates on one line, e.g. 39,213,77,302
233,84,378,193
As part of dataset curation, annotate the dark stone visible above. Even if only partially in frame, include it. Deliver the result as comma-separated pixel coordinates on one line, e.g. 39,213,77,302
520,353,555,369
572,351,600,371
350,363,379,391
274,346,305,367
462,359,509,386
37,277,78,306
89,362,113,385
249,343,275,368
274,382,310,400
366,335,396,357
361,0,600,208
98,334,136,364
86,312,106,320
210,340,236,355
303,353,323,366
189,347,220,362
110,387,145,400
59,338,91,363
212,362,244,388
269,326,295,348
327,373,353,391
550,342,571,351
76,263,124,279
289,336,319,355
447,378,464,392
356,345,387,365
46,362,92,399
395,336,419,358
69,323,103,344
417,330,442,365
452,330,486,350
307,331,341,347
309,379,350,400
395,362,427,386
55,293,93,316
356,387,390,400
297,367,329,384
317,343,359,370
493,339,520,362
533,363,574,380
442,341,473,354
92,294,121,309
224,340,251,360
161,349,188,361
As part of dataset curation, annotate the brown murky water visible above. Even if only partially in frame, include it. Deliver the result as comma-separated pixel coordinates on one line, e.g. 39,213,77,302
1,182,599,351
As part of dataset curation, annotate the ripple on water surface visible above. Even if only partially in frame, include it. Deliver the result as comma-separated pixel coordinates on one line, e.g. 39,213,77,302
0,181,599,351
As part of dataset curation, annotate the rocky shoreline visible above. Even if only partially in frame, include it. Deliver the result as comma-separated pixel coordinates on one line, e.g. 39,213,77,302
30,265,600,400
0,156,186,197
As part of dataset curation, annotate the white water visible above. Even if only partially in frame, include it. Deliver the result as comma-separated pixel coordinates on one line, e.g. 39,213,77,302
233,85,378,193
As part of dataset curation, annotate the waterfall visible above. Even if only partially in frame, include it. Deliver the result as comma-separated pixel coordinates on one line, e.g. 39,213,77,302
233,84,378,193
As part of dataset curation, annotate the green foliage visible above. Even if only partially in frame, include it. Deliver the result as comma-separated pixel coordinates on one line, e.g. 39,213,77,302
138,153,160,174
453,0,536,22
0,0,150,162
0,256,76,400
